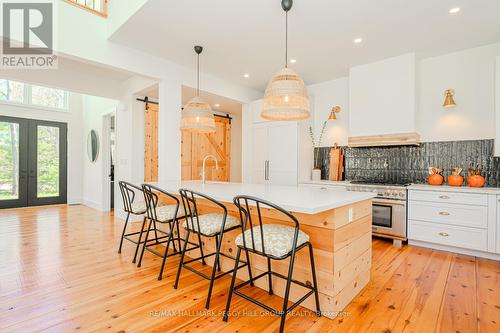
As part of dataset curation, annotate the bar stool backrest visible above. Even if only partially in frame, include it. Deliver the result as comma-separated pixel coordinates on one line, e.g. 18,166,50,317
179,188,228,235
233,195,300,258
118,181,143,214
142,184,180,221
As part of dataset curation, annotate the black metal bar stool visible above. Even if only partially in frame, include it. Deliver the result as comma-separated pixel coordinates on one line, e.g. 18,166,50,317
137,184,193,280
117,181,151,263
223,195,321,333
173,189,253,309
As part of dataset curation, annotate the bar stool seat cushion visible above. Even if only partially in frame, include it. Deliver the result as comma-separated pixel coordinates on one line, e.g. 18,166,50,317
155,205,186,222
182,214,239,236
131,201,147,214
235,224,309,258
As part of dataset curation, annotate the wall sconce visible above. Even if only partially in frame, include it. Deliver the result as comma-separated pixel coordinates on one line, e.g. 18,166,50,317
328,105,341,120
443,89,457,108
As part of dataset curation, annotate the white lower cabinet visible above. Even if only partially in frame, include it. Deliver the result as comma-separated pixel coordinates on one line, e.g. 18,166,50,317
497,195,500,253
408,188,499,258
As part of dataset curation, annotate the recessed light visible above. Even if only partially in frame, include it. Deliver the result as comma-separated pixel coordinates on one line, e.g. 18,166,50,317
243,73,250,78
290,59,297,63
214,103,220,108
449,7,460,14
354,38,363,44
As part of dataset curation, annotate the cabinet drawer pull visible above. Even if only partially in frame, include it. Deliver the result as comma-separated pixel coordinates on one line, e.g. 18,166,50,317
438,211,450,216
320,187,327,190
438,232,449,237
438,195,450,199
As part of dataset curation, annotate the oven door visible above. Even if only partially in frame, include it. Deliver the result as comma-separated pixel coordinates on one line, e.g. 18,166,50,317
372,198,407,240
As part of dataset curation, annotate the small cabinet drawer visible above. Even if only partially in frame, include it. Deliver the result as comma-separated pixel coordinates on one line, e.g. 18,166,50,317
408,201,488,229
408,220,487,251
408,190,488,206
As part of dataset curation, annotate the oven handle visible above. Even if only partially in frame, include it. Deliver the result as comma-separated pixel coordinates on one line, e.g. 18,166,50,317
373,198,406,206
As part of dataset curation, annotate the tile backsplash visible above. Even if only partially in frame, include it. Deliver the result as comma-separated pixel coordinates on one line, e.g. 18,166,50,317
316,139,500,187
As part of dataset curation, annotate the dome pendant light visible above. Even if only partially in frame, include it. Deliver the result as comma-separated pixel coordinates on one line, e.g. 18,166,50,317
261,0,310,121
180,46,216,132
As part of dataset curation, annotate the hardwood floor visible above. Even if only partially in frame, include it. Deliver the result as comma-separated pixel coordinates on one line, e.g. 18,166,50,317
0,205,498,332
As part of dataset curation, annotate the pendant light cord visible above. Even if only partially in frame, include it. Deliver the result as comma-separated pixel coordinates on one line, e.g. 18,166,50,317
197,52,200,97
285,11,288,68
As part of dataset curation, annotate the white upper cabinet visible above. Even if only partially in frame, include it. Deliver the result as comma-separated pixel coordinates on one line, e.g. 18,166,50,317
495,56,500,156
249,99,269,123
349,53,417,137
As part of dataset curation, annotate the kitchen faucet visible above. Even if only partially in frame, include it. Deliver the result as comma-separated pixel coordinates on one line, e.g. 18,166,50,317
201,155,218,184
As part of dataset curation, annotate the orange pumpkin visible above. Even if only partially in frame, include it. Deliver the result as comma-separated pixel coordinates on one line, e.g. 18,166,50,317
428,174,444,185
447,175,464,187
466,175,485,187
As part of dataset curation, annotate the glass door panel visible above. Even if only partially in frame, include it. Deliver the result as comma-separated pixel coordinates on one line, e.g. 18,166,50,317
0,121,19,200
0,116,28,208
37,125,60,198
28,119,67,206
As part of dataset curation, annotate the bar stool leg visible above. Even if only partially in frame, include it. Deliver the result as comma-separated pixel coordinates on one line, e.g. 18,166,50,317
118,212,130,253
244,249,254,287
132,216,147,263
173,230,191,289
279,249,297,333
197,232,206,265
157,220,176,280
267,257,273,295
308,243,321,316
205,233,223,309
137,218,154,268
223,247,241,322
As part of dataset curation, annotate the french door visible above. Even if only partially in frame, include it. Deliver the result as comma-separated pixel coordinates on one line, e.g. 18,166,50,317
0,116,67,208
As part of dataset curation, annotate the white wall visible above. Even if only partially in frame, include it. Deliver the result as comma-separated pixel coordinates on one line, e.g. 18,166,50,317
496,56,500,156
308,77,350,147
349,53,416,136
81,95,119,211
417,43,500,141
0,94,83,204
309,43,500,144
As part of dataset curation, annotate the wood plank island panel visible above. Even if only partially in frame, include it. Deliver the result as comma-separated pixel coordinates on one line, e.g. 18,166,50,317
173,196,373,318
1,205,499,332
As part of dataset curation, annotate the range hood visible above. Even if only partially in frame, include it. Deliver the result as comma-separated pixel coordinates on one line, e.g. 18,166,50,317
348,132,420,147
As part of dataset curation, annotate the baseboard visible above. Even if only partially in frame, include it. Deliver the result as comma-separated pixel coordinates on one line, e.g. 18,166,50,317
408,240,500,261
82,199,103,211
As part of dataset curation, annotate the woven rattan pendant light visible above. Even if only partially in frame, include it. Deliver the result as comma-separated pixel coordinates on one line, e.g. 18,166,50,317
261,0,310,121
180,46,216,132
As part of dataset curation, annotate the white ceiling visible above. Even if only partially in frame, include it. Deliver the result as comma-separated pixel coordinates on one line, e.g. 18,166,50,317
137,84,243,115
109,0,500,91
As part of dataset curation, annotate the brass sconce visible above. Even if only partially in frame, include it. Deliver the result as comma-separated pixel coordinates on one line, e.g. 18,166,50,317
328,105,341,120
443,89,456,108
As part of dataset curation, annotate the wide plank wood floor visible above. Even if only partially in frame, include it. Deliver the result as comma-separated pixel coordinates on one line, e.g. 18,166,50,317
0,205,498,332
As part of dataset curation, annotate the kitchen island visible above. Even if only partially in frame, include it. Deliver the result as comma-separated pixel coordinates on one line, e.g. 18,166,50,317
149,181,375,318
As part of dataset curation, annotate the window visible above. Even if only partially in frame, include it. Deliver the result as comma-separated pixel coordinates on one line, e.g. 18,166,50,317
64,0,108,17
0,79,24,103
31,85,67,109
0,79,69,110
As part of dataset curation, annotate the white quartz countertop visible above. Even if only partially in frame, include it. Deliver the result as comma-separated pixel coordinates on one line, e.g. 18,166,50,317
147,181,376,214
408,183,500,195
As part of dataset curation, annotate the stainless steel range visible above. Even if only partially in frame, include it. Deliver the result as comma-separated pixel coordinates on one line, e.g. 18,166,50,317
347,181,408,247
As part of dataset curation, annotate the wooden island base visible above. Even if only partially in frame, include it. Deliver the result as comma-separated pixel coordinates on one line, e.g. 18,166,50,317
171,197,373,319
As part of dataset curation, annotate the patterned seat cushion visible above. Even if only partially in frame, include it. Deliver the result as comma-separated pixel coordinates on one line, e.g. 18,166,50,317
155,205,186,222
131,201,147,214
182,214,239,236
235,224,309,258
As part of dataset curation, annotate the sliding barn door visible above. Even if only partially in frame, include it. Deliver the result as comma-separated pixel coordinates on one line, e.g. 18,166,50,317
144,103,158,182
181,116,231,181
